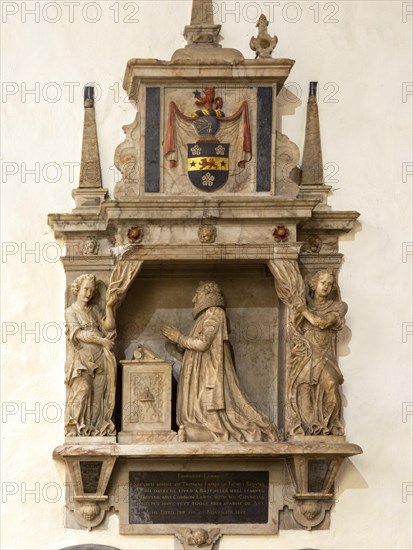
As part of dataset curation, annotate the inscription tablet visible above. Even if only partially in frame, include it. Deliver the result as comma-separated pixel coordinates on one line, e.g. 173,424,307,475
129,471,269,524
80,461,102,494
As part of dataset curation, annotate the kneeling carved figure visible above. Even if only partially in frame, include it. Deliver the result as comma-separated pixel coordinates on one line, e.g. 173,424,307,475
162,281,278,442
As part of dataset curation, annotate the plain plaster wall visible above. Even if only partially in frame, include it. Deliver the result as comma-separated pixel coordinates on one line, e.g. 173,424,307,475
1,1,412,549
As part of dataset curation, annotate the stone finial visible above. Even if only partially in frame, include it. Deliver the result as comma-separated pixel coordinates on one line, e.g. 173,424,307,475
184,0,221,47
79,86,102,188
249,14,278,59
172,0,244,62
83,85,94,108
301,82,324,185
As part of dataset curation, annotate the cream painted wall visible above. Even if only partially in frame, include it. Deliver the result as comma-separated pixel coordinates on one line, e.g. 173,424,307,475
1,1,412,549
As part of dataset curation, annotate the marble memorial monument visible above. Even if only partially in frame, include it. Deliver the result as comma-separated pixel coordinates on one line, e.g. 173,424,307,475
50,0,362,545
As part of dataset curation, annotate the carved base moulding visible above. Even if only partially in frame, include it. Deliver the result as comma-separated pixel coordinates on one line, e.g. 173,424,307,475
53,441,361,532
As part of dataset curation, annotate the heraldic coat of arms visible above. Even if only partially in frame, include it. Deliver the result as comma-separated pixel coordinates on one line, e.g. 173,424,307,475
164,88,252,192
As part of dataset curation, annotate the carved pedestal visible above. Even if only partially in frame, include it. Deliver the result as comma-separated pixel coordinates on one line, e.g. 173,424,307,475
118,356,176,443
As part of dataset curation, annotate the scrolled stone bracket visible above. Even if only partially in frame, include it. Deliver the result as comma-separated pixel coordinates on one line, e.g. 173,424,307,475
57,453,118,531
286,454,345,530
290,496,333,531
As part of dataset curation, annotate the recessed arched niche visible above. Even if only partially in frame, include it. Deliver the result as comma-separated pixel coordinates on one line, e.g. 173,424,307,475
115,261,280,425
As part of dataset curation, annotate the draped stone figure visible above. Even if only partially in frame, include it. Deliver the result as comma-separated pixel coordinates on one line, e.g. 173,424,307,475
161,281,278,442
64,274,117,436
288,269,347,436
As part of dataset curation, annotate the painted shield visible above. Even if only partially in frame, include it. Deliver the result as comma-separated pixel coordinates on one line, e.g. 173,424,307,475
187,143,229,192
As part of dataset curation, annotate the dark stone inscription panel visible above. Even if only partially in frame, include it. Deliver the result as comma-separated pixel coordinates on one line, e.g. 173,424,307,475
145,87,161,192
80,461,102,494
129,471,269,524
308,460,330,493
256,86,273,192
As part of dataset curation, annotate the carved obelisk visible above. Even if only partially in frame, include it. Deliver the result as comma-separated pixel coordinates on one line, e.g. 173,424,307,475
72,85,108,211
79,86,102,188
301,82,324,185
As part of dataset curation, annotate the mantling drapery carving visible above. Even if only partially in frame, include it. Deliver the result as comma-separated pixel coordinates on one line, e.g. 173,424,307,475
105,260,144,311
268,259,306,315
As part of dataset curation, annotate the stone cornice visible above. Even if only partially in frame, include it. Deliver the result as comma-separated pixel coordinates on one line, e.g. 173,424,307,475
48,197,318,236
299,210,361,233
48,198,359,239
123,58,295,99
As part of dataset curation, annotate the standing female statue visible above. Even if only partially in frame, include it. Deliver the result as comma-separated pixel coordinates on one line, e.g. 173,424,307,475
64,274,117,437
162,281,278,442
288,269,347,436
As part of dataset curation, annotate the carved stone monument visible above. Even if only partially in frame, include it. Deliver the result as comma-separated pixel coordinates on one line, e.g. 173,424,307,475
50,0,362,544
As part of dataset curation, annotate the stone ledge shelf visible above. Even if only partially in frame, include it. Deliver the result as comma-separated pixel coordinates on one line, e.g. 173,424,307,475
54,441,362,531
53,440,362,459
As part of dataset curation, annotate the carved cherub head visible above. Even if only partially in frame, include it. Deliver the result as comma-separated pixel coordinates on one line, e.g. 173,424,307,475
305,235,322,254
82,236,100,256
176,527,221,549
192,529,209,546
308,269,338,300
198,225,217,243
